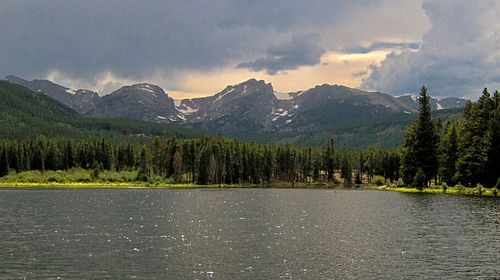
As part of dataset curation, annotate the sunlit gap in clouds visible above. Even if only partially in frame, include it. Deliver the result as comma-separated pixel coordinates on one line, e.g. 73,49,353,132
45,48,405,100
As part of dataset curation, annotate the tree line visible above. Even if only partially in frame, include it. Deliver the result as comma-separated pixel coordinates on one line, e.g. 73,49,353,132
0,87,497,188
0,136,401,185
400,87,499,189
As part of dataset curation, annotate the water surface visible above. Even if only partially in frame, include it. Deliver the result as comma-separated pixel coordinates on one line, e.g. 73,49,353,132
0,188,498,279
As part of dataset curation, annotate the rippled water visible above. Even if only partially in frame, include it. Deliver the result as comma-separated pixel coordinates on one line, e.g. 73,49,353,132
0,188,498,279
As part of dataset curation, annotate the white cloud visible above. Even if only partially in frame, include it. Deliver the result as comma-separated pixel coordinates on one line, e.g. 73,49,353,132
362,0,500,98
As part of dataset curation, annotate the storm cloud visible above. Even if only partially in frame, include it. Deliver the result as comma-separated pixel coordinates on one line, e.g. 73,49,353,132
237,34,326,75
4,0,493,98
362,0,500,98
0,1,372,80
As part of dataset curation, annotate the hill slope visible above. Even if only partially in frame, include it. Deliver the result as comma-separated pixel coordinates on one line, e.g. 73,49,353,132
2,76,467,148
4,75,100,114
86,83,182,122
0,81,204,140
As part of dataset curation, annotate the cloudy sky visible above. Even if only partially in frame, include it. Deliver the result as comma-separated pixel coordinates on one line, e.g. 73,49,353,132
0,0,498,99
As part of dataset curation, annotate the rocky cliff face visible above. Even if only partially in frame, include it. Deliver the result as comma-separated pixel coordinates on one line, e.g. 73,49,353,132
5,74,469,134
397,95,468,111
4,75,100,114
86,83,183,122
183,79,278,132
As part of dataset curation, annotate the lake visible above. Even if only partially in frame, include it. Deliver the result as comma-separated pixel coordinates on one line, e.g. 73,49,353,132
0,188,498,279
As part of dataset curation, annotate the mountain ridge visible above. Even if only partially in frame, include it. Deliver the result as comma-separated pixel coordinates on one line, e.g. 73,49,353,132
4,75,100,114
86,83,183,122
4,74,469,147
0,80,203,140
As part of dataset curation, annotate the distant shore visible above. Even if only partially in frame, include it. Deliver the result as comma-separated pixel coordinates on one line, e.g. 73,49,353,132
0,169,496,197
0,181,340,190
0,181,496,197
370,185,497,197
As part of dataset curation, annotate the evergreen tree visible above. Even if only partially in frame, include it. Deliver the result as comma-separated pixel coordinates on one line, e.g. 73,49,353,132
456,89,493,186
340,155,352,186
197,146,211,185
312,150,322,182
45,141,61,171
7,143,21,172
263,147,273,184
400,86,439,186
32,141,45,172
99,139,113,170
484,90,500,187
365,147,378,180
172,150,183,183
136,146,150,181
64,140,75,170
324,138,336,181
438,121,458,185
358,152,365,179
355,170,362,185
0,148,9,177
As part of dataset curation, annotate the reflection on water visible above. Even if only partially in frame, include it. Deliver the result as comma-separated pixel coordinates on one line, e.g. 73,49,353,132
0,189,498,279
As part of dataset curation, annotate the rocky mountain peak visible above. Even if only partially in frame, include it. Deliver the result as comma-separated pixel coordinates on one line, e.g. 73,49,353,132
128,83,167,96
396,95,469,111
4,74,100,114
212,79,274,102
87,82,183,122
4,75,26,84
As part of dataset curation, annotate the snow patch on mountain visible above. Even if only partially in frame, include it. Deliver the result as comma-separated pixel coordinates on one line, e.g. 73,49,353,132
178,105,198,114
274,91,294,100
213,87,235,103
176,100,199,114
137,85,157,96
271,108,290,122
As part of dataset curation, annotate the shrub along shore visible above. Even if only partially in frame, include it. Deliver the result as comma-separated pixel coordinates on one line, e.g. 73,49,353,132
370,185,497,197
0,169,496,197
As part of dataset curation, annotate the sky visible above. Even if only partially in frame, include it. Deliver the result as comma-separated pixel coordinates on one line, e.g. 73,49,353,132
0,0,498,99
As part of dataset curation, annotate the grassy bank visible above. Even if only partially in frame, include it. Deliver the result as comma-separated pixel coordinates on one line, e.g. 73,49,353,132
370,185,497,197
1,169,497,197
0,169,339,189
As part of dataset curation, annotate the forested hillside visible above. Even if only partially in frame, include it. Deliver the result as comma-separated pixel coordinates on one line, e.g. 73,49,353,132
4,76,467,148
400,87,500,189
0,83,498,190
0,81,204,141
241,108,463,148
0,136,399,186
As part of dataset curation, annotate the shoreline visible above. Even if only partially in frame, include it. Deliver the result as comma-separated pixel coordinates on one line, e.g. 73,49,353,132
0,181,337,189
0,182,496,197
369,185,496,197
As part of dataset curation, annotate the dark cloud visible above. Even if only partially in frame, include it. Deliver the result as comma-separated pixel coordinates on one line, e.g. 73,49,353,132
362,0,500,98
0,0,381,83
344,41,419,54
236,34,326,75
0,1,243,79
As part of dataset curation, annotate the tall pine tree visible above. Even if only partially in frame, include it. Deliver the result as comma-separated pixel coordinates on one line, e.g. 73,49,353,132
456,88,493,186
438,121,458,185
400,86,439,187
0,148,9,177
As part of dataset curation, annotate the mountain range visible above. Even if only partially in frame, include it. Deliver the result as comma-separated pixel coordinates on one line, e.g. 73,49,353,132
0,80,202,141
3,75,467,147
